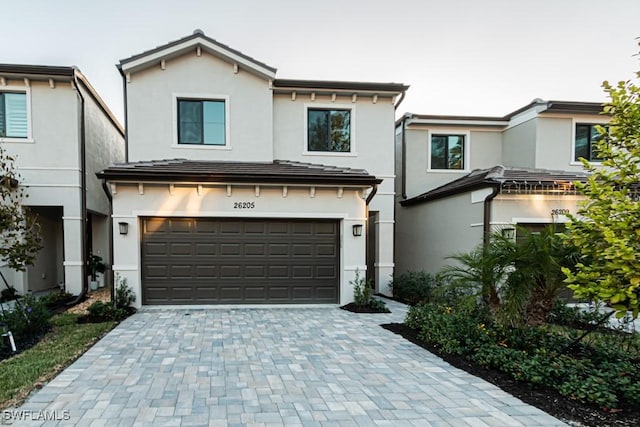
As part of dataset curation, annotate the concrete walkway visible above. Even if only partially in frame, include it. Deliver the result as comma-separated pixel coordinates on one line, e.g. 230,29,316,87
10,299,566,426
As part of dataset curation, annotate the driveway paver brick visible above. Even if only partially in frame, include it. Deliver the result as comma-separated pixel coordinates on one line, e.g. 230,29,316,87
9,299,567,426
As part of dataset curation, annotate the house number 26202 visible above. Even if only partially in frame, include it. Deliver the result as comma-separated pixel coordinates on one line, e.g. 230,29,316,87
233,202,255,209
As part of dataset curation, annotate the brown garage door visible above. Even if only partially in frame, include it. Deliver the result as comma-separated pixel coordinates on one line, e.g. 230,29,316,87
141,218,340,304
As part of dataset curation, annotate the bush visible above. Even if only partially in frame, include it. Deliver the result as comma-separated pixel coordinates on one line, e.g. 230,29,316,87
391,271,438,305
0,287,19,303
38,291,74,309
114,276,135,310
406,302,640,409
352,270,372,307
86,301,126,322
0,294,51,349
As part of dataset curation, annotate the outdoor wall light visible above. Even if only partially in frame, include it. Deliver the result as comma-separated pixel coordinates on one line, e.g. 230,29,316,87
501,227,515,240
118,222,129,235
352,224,363,237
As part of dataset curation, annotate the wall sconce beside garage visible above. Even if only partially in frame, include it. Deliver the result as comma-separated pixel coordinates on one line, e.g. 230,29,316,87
352,224,363,237
118,222,129,235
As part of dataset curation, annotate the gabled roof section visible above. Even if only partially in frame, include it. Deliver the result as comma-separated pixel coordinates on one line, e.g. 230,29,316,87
0,64,123,136
398,99,606,129
118,30,277,80
401,166,590,206
97,159,381,186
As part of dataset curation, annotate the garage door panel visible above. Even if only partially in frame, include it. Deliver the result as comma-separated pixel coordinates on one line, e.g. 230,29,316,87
316,265,338,279
168,219,192,233
220,243,241,256
292,244,312,256
220,265,241,278
170,265,194,279
245,243,266,256
316,243,337,256
141,218,339,304
195,243,216,256
268,244,288,256
170,242,192,256
195,265,217,278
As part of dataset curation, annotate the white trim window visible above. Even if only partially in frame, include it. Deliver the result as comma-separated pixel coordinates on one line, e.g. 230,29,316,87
304,103,356,155
428,131,469,171
173,94,230,148
0,90,28,140
573,122,605,163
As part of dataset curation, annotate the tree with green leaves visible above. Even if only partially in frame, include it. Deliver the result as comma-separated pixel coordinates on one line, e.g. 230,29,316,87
0,145,42,290
563,69,640,319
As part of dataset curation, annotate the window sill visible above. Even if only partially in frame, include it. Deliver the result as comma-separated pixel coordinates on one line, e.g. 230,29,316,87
0,137,34,143
303,151,358,157
426,168,469,173
569,160,602,166
171,144,232,150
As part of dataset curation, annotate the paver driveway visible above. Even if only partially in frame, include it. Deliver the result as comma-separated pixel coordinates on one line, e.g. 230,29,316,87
12,299,566,426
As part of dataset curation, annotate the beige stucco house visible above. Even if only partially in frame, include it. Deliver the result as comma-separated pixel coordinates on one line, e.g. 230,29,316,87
98,31,407,306
0,64,124,296
394,99,607,275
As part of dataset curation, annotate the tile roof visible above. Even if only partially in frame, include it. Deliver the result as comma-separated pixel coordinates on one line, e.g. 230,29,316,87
97,159,381,186
401,166,590,206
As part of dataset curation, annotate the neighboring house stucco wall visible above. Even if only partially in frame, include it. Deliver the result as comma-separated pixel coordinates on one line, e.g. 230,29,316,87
395,193,484,275
111,184,367,308
469,130,502,170
502,119,536,168
126,53,273,163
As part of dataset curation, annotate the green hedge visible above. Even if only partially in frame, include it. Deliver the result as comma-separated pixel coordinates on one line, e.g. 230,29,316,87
406,304,640,409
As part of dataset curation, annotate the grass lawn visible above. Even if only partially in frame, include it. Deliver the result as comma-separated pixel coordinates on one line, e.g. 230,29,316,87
0,313,115,409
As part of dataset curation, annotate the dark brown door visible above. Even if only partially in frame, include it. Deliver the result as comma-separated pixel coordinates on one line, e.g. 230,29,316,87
141,218,340,304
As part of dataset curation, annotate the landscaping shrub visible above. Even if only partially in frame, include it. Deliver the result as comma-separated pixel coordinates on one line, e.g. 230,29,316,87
406,302,640,409
86,301,126,322
352,270,372,307
82,275,136,323
38,291,74,310
390,271,438,305
114,276,136,310
0,294,51,350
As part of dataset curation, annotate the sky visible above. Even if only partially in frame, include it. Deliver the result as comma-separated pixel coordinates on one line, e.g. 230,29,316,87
3,0,640,124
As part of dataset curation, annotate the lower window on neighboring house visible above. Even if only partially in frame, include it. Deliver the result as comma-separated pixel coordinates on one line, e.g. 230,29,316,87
177,99,225,145
430,134,465,170
0,92,27,139
307,108,351,152
575,123,604,162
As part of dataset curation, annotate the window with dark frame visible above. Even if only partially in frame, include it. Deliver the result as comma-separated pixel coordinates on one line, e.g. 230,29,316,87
177,99,225,145
574,123,605,162
430,134,465,170
0,92,28,138
307,108,351,152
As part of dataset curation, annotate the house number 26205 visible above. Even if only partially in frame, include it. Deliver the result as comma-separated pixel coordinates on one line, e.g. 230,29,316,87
233,202,255,209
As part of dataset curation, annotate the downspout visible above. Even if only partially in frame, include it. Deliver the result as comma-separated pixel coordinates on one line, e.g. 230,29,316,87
101,179,115,303
68,71,87,304
117,66,129,162
400,115,409,199
483,185,501,247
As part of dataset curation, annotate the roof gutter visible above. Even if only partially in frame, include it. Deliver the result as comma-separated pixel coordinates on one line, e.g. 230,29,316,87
483,185,501,247
400,115,409,199
365,183,378,205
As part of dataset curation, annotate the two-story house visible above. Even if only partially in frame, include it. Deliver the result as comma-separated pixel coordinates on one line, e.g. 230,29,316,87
97,31,407,306
0,64,124,297
394,99,606,275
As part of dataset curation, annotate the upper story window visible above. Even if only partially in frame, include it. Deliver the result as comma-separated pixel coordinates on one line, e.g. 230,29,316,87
307,108,351,152
177,99,226,145
430,134,465,170
574,123,604,162
0,92,28,139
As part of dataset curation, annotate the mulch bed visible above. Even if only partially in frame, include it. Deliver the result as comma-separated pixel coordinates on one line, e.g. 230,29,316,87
340,303,390,313
382,322,640,427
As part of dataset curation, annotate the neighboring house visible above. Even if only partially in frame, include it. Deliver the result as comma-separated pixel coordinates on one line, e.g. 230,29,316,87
0,64,125,297
97,30,407,306
394,99,606,275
